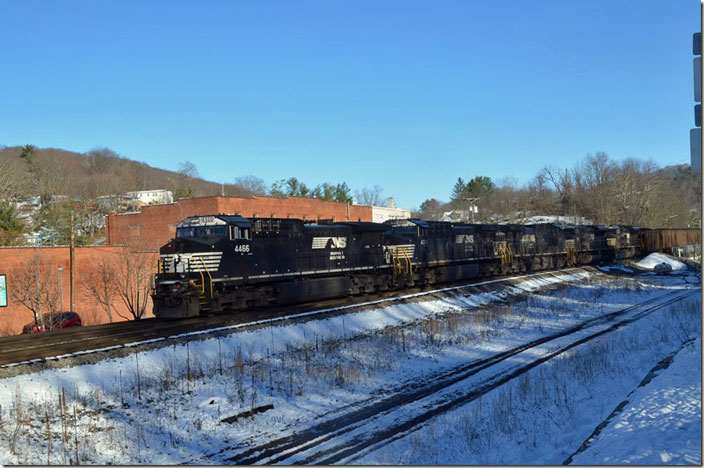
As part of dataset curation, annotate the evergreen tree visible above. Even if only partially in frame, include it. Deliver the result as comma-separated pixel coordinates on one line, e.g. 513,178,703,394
463,176,495,198
451,177,466,201
0,201,25,245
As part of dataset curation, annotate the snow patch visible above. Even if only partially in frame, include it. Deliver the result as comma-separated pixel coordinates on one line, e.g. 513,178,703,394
635,253,687,271
570,337,701,465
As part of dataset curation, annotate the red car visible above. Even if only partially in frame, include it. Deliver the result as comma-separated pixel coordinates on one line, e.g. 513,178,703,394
22,312,82,334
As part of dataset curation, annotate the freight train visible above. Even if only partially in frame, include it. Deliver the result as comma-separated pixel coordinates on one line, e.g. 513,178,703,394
150,215,691,319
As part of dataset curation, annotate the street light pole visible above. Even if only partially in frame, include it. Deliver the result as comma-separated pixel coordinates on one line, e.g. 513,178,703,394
58,266,64,311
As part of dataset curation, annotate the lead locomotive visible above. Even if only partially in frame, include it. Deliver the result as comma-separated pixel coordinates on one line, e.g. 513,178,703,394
151,215,641,319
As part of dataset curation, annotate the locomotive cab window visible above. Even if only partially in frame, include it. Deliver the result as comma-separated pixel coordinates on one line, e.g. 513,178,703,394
177,225,226,239
229,225,251,241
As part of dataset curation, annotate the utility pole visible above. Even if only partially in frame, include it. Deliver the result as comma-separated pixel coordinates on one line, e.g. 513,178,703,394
70,211,75,312
463,197,479,223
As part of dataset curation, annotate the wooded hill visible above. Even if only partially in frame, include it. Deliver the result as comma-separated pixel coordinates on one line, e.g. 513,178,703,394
0,145,382,246
0,145,262,202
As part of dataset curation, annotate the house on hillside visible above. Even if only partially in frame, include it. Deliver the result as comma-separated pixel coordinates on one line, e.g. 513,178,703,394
98,189,173,211
123,189,173,206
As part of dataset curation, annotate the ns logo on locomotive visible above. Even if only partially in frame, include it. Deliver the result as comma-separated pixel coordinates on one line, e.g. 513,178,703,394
152,214,647,319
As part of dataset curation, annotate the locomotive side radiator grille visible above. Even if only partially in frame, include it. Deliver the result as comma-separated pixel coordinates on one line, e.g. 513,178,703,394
455,234,474,244
160,252,223,273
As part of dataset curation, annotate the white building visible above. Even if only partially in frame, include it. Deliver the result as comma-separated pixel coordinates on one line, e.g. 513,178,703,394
123,189,173,206
371,206,411,223
98,189,174,211
371,197,411,223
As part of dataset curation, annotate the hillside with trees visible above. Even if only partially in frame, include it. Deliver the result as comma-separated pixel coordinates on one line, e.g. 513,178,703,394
0,145,388,246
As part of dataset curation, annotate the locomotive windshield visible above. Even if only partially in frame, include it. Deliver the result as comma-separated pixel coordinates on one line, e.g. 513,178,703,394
177,225,227,239
175,215,230,240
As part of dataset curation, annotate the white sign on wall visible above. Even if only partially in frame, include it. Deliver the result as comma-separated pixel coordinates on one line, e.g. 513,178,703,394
0,275,6,307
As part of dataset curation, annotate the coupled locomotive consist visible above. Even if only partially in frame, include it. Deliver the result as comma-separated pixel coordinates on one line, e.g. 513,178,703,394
151,214,642,319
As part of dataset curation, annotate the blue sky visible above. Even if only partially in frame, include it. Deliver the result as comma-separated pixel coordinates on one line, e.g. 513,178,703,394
0,1,699,209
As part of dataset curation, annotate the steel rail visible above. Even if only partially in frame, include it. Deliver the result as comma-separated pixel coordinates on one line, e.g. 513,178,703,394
0,267,596,369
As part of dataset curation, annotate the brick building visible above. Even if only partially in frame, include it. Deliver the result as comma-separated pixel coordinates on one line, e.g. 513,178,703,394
107,195,382,249
0,246,159,336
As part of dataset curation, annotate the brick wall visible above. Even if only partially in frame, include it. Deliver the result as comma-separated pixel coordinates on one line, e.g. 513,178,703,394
0,246,158,336
107,196,373,249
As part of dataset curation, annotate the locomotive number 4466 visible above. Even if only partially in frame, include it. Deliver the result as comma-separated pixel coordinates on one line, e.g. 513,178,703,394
234,244,250,253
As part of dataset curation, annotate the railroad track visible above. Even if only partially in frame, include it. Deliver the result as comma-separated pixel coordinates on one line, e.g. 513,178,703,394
213,286,699,465
0,268,595,369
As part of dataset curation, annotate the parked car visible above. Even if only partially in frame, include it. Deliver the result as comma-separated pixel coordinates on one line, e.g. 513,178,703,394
21,312,82,334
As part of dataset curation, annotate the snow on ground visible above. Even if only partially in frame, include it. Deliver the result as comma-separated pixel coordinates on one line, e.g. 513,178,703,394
635,252,687,271
0,268,699,465
352,279,701,465
570,337,701,465
0,270,594,410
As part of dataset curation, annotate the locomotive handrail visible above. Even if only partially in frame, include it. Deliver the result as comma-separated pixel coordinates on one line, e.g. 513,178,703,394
400,247,413,277
193,259,206,295
197,257,214,298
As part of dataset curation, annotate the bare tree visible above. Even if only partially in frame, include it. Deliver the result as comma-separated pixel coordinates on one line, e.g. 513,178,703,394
0,157,28,199
354,185,386,206
540,165,574,213
81,147,133,198
112,244,156,320
482,178,521,221
10,251,60,328
84,255,117,323
526,172,558,215
574,152,616,224
232,175,268,197
173,161,200,200
21,150,67,206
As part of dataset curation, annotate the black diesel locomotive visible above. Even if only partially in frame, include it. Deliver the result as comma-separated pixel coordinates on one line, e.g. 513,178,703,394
151,214,640,319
